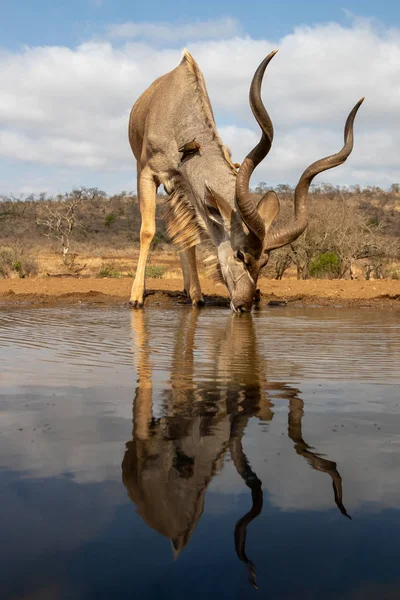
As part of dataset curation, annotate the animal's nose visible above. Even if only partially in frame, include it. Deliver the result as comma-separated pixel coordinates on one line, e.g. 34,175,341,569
234,303,252,313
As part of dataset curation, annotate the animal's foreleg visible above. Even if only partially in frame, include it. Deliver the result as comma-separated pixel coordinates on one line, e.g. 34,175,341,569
179,251,191,298
186,246,204,307
130,168,156,308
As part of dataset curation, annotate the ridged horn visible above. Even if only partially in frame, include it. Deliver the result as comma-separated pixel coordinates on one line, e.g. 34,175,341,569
264,97,364,250
235,50,278,240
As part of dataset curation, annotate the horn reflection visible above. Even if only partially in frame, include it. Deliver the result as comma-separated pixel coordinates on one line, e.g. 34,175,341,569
122,309,349,587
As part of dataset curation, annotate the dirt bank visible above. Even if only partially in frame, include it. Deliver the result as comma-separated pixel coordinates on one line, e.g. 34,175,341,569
1,277,400,308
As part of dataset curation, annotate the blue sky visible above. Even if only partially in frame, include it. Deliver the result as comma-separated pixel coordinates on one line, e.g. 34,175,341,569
0,1,400,195
2,1,399,49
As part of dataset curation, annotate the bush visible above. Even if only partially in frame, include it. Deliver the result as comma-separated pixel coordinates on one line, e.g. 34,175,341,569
104,213,117,228
97,264,166,278
0,247,39,278
12,260,24,276
309,252,341,279
151,231,168,248
98,261,121,278
367,216,381,227
0,248,14,277
145,265,166,278
21,256,39,277
387,268,400,280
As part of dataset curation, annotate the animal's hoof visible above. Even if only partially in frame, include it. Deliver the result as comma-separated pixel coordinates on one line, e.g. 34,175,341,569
192,298,205,308
129,300,144,309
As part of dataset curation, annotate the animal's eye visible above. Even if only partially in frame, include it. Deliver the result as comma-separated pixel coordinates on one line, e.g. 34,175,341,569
236,250,245,262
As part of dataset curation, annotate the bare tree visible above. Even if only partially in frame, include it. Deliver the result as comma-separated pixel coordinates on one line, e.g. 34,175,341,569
267,194,400,280
36,188,92,268
270,247,293,280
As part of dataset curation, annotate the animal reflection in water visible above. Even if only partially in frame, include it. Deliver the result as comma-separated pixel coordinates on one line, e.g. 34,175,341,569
122,310,350,589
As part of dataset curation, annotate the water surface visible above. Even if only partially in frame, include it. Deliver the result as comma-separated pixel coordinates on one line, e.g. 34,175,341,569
1,305,400,599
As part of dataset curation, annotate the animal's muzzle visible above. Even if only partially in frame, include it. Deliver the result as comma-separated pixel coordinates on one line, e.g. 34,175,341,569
231,301,253,313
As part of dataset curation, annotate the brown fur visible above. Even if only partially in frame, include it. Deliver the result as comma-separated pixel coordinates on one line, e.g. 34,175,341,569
164,180,204,251
182,50,238,175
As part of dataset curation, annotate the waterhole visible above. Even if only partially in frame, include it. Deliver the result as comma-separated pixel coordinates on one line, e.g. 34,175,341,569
1,305,399,599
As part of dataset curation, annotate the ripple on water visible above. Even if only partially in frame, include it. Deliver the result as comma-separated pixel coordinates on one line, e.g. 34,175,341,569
0,306,399,385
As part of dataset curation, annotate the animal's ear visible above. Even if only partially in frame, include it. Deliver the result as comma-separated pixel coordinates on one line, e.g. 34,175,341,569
204,183,233,226
257,190,280,231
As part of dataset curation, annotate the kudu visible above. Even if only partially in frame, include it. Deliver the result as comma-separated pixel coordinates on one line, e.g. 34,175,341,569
122,310,350,589
129,49,364,311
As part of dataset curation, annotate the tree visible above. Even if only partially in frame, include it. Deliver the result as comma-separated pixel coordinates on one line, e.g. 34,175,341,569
290,197,399,279
36,188,91,268
254,182,269,194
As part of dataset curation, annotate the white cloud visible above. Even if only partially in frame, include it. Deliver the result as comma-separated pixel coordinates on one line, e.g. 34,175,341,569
0,17,400,193
107,17,242,42
218,125,259,164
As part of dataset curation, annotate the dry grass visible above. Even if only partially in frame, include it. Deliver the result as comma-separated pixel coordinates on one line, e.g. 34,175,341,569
31,249,182,280
163,268,185,279
1,185,400,281
0,245,39,279
5,246,400,282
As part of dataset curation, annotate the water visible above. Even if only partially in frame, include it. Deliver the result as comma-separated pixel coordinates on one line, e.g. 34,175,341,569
1,305,400,599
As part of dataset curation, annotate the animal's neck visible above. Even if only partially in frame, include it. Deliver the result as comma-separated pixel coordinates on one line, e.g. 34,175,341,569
163,155,237,254
180,149,237,207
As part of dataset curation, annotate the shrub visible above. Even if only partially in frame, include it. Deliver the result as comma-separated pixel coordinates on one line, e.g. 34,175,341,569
12,260,24,276
387,268,400,280
0,247,39,278
21,256,40,277
104,213,117,228
145,265,166,278
0,248,14,277
151,231,168,248
309,252,341,279
98,265,165,278
98,261,121,278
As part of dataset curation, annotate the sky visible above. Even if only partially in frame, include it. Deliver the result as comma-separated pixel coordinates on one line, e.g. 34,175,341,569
0,0,400,195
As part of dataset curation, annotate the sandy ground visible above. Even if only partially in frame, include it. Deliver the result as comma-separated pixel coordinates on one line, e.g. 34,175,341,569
1,277,400,308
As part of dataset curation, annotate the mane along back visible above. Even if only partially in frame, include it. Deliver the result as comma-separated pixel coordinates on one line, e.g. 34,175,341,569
181,49,237,175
